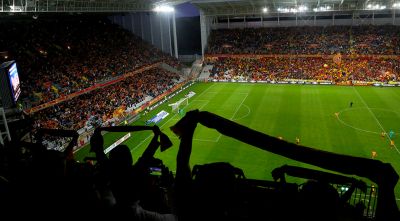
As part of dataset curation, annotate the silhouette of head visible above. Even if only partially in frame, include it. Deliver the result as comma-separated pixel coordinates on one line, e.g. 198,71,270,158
109,145,133,170
299,180,340,221
109,145,138,204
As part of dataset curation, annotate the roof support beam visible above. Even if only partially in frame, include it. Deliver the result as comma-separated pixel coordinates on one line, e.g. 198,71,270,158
249,0,255,13
226,1,235,14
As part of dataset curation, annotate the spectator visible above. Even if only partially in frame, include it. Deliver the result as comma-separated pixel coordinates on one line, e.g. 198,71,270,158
0,16,181,107
33,68,181,131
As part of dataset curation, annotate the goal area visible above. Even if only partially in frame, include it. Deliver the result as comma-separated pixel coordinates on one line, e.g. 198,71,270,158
169,97,189,113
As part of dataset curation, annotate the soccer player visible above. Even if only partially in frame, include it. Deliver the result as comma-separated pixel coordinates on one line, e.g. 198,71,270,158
296,137,300,145
371,150,377,159
334,112,339,118
179,108,185,117
381,131,386,139
389,130,395,139
390,140,395,148
371,184,376,196
350,101,353,108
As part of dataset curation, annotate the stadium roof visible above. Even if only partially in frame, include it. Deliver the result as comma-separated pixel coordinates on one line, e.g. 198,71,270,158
192,0,398,16
0,0,397,14
0,0,188,13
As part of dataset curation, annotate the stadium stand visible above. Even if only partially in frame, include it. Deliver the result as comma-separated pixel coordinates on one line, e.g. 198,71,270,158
0,16,181,108
206,26,400,83
207,26,400,55
33,68,182,130
1,1,400,221
206,56,400,83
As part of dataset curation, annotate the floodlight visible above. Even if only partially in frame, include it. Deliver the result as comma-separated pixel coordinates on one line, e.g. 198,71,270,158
153,5,174,13
262,7,268,13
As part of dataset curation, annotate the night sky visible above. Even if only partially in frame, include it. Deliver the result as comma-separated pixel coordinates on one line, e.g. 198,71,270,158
174,3,201,54
175,2,200,18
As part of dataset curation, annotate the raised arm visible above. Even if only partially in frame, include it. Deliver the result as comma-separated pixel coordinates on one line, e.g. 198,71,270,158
171,110,199,185
140,126,162,160
170,110,199,218
90,125,172,166
195,110,399,221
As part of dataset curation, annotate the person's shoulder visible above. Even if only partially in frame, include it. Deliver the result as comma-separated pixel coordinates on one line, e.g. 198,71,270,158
132,203,177,221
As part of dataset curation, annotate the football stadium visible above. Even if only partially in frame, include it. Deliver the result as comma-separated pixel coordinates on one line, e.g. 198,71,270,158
0,0,400,220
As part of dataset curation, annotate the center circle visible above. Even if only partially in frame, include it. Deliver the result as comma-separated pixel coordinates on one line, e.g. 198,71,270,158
337,107,400,135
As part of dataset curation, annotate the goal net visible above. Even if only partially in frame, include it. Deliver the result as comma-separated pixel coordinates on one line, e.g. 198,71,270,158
169,97,189,113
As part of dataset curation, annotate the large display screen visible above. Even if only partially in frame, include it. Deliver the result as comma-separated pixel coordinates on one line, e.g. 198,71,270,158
8,62,21,102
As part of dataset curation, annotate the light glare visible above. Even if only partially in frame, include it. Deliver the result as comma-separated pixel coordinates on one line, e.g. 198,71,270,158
153,5,174,13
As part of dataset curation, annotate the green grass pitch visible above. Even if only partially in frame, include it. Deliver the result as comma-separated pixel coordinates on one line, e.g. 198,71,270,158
75,82,400,204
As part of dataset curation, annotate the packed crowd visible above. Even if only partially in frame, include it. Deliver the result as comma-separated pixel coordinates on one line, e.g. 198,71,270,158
0,16,181,107
207,57,400,83
207,26,400,55
33,68,181,130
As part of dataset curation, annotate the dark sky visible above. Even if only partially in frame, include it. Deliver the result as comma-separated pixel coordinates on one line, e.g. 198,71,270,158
175,2,200,18
174,3,201,55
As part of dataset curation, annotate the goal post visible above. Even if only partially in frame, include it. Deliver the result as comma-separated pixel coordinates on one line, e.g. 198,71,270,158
169,97,189,113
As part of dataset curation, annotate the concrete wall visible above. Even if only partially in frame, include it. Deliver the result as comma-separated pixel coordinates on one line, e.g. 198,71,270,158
111,12,176,57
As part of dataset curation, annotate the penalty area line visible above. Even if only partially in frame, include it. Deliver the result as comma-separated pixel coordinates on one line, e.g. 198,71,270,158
130,84,215,152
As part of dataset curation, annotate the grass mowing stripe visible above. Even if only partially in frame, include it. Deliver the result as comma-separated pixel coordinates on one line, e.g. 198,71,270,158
352,86,400,155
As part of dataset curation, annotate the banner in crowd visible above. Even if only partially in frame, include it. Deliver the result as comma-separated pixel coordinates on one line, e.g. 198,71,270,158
213,78,333,85
104,133,131,154
333,53,342,65
212,79,400,87
74,80,193,151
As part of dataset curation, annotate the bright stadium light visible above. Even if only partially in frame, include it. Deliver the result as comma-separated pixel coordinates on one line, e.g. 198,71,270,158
298,5,308,12
279,5,308,13
315,5,332,11
366,3,387,10
394,3,400,8
153,5,174,13
9,5,23,12
262,7,268,13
